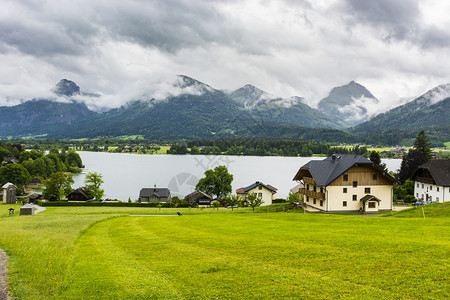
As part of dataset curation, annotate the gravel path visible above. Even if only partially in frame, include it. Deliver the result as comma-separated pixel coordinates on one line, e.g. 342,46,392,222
0,249,10,300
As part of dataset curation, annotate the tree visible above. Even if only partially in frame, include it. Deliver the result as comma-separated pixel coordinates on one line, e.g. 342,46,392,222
246,192,264,211
369,151,387,172
225,194,241,211
286,192,299,203
43,172,74,201
171,196,181,207
84,172,104,201
0,164,31,186
397,149,428,184
414,130,431,159
195,165,233,200
212,201,221,211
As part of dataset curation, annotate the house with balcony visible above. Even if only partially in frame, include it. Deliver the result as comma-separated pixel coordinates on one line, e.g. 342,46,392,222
411,160,450,202
293,154,397,212
236,181,277,206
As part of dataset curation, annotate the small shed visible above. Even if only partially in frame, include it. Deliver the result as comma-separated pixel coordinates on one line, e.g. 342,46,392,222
184,190,212,206
2,182,17,204
28,193,42,203
20,203,36,215
67,188,93,201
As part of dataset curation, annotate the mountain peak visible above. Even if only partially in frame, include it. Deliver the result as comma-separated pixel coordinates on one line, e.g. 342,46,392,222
53,79,81,97
418,83,450,106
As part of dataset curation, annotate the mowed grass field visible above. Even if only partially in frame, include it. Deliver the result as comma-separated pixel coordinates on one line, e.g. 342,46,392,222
0,205,449,299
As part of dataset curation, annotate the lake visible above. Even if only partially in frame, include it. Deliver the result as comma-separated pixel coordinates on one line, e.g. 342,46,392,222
73,152,402,201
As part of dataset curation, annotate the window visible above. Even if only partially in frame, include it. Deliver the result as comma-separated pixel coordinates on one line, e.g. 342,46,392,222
365,188,371,194
307,184,310,190
368,202,376,208
313,186,317,192
343,201,347,207
430,186,432,191
320,187,324,193
343,188,347,193
258,186,262,190
437,197,439,202
353,181,358,188
373,174,377,180
437,187,439,192
320,200,323,206
343,174,348,181
352,195,357,201
258,193,262,197
417,183,419,188
429,196,432,201
313,199,316,205
306,196,309,202
422,184,424,188
416,193,418,197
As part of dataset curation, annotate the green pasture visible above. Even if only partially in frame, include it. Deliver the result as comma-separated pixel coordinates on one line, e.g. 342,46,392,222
0,204,448,299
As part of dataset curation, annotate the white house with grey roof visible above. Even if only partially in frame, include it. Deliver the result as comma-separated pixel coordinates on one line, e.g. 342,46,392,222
293,154,397,212
236,181,277,206
412,160,450,202
139,187,171,203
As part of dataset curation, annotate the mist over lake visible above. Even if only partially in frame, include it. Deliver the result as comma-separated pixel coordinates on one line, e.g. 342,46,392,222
73,152,402,201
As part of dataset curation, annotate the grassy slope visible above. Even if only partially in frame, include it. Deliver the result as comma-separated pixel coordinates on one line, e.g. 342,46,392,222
0,204,448,299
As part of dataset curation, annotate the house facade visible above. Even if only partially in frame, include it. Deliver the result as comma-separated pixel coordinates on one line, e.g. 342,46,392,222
293,154,397,212
184,190,212,206
139,187,171,203
236,181,277,206
412,160,450,203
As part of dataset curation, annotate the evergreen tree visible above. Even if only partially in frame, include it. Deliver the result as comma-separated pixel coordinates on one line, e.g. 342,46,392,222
398,149,428,184
414,130,431,159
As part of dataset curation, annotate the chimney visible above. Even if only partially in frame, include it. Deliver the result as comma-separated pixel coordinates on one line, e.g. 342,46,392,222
332,154,336,162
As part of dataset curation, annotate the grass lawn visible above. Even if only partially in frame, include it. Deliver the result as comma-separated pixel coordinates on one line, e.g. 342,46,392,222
0,204,448,299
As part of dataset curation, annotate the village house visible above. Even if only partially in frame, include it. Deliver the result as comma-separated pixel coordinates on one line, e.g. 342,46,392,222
293,154,397,212
184,190,212,207
412,160,450,202
236,181,277,206
67,187,94,202
139,187,171,203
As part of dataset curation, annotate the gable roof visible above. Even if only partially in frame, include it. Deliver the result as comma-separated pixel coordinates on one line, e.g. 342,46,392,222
412,160,450,187
236,181,277,194
68,187,92,200
293,154,397,186
184,190,212,201
139,188,171,198
2,182,17,189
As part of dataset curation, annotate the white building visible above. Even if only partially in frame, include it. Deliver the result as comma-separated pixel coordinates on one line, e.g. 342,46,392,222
236,181,277,206
412,160,450,203
293,154,397,212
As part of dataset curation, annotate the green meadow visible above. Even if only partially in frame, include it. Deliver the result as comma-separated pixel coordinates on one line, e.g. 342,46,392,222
0,204,448,299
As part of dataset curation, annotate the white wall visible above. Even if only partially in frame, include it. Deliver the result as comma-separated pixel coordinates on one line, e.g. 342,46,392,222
414,182,448,202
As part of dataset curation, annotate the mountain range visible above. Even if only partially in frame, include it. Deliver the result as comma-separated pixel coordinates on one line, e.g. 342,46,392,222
0,76,448,144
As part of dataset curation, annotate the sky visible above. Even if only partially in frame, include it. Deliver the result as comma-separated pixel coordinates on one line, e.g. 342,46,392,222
1,0,450,112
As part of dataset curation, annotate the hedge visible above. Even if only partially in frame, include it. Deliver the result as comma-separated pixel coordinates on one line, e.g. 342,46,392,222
35,200,189,208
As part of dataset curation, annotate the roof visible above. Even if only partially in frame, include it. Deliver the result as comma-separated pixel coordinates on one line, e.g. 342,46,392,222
360,194,381,203
139,187,171,198
68,187,93,200
2,182,17,189
412,160,450,187
236,181,277,194
290,183,304,194
293,154,397,186
184,190,212,201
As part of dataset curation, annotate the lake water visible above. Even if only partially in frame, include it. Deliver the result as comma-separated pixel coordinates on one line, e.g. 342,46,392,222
73,152,402,201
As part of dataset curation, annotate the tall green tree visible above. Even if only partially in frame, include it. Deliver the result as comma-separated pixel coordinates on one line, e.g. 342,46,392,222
84,172,104,201
369,151,387,172
398,149,428,184
245,192,264,211
195,165,233,200
414,130,431,159
43,172,74,201
0,164,31,186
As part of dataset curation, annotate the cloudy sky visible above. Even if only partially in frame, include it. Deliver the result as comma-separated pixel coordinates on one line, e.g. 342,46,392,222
1,0,449,111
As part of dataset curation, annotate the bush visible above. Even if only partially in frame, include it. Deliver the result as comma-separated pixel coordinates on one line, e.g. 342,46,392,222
16,187,24,196
273,198,286,204
35,200,174,208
